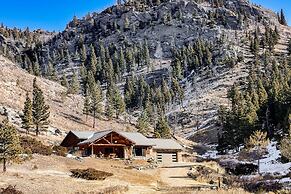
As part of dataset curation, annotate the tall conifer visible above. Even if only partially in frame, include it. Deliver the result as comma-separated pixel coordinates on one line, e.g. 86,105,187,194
0,119,22,172
21,93,33,134
32,78,50,136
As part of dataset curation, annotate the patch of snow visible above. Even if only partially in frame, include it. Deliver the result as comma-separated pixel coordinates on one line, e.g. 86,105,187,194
260,141,291,175
201,145,219,159
279,177,291,183
201,149,219,159
66,154,75,158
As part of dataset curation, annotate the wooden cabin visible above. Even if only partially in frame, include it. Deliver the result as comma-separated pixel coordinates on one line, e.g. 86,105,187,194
61,130,183,163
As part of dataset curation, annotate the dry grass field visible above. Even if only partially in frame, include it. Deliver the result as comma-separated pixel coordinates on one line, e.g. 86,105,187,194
0,155,160,194
0,154,254,194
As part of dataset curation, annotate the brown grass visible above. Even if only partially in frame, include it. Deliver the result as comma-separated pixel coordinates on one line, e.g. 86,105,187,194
0,154,159,194
0,57,136,140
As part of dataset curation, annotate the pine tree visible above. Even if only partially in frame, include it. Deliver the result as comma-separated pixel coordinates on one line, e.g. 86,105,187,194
0,119,22,172
205,47,212,65
124,16,130,30
113,87,125,119
137,77,148,108
83,93,90,122
155,116,171,138
124,77,135,109
21,93,33,134
90,81,102,128
105,59,115,84
89,44,97,75
46,62,57,81
137,111,150,135
246,130,269,174
171,78,184,105
244,93,258,127
24,55,33,74
105,90,114,120
69,71,80,94
279,9,288,26
125,48,134,73
96,57,102,80
171,58,183,80
161,78,171,105
86,71,96,95
257,79,268,106
154,87,165,114
144,99,155,123
33,59,40,76
80,44,87,62
107,83,125,119
142,40,151,68
32,78,50,136
119,48,126,74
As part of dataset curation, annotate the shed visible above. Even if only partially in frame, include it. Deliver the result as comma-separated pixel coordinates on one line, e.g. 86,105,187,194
150,138,183,164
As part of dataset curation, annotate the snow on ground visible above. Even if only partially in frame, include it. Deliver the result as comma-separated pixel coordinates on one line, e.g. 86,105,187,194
279,177,291,183
201,141,291,177
201,145,219,159
260,141,291,175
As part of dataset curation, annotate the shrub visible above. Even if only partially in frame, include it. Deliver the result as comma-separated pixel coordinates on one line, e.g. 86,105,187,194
243,180,283,193
70,168,113,180
32,165,38,170
280,136,291,162
222,162,258,175
20,136,53,156
52,146,67,157
234,163,257,175
1,185,23,194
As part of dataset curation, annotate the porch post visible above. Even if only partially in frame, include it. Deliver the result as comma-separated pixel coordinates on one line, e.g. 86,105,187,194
124,147,127,159
91,145,94,156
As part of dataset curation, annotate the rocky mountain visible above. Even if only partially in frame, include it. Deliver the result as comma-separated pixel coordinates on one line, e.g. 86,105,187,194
0,0,290,143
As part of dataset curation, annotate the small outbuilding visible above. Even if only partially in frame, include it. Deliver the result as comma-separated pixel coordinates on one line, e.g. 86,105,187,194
150,138,183,164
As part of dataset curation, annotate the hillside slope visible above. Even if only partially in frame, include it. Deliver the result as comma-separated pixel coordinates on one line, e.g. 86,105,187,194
0,56,135,141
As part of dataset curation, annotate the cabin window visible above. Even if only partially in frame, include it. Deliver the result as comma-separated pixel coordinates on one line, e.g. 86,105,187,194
134,147,145,157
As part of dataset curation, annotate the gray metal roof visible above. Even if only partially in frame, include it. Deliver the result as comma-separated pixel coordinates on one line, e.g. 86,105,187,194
71,131,95,139
76,130,182,150
150,138,183,150
119,131,155,146
78,130,112,145
78,130,155,146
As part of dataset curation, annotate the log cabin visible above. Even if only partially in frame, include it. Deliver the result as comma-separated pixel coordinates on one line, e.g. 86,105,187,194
61,130,183,163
